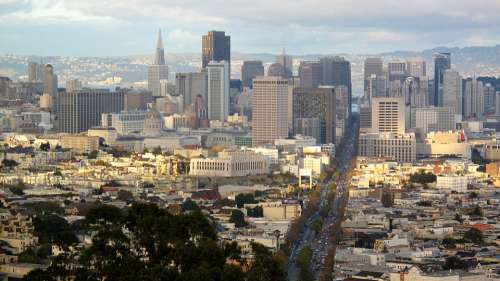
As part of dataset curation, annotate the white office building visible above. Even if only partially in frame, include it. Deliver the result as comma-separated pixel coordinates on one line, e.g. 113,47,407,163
207,61,230,121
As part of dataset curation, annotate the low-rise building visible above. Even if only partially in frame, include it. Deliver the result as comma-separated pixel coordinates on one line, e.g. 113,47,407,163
189,150,269,177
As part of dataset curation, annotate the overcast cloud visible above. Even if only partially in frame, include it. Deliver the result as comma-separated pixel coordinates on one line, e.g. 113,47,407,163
1,0,499,56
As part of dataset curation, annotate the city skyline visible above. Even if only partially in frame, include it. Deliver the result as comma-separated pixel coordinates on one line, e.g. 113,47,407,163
1,0,500,56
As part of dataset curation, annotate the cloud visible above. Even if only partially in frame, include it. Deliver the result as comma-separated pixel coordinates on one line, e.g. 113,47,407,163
0,0,499,55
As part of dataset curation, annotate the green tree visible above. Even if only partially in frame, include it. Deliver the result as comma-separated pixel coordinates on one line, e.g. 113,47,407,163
443,256,468,270
117,190,134,201
33,215,78,248
39,142,50,151
182,199,201,212
464,228,484,244
235,193,256,208
247,206,264,218
2,159,18,169
230,210,248,228
297,246,314,281
88,150,99,159
409,171,437,184
311,219,323,233
153,146,162,155
247,242,286,281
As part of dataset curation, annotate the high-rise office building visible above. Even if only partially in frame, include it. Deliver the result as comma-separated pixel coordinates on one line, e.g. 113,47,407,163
43,64,58,96
367,74,388,101
66,79,82,93
267,63,285,77
433,52,451,106
55,89,125,133
387,60,408,82
370,97,406,134
406,58,426,78
464,77,484,119
484,83,496,113
293,87,336,144
321,56,352,116
148,29,169,97
442,69,462,116
207,61,230,121
252,76,289,146
27,62,45,82
364,57,384,94
202,31,230,70
403,77,428,107
275,49,293,78
175,72,208,111
298,61,322,88
414,107,455,134
241,61,264,88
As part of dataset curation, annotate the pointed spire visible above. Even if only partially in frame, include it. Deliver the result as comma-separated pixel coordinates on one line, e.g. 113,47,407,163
156,28,164,50
154,28,166,65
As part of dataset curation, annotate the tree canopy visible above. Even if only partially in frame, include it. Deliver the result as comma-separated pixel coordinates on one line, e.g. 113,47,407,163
24,203,286,281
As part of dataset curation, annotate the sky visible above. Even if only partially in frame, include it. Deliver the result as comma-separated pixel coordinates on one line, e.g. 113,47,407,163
1,0,500,56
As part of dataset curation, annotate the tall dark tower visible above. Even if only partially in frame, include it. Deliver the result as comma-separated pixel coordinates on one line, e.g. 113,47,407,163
433,52,451,106
202,31,230,70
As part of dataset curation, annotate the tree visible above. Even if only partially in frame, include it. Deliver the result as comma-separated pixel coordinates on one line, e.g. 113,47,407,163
311,219,323,233
214,198,236,208
443,256,468,270
117,190,134,201
39,142,50,151
182,199,200,212
230,210,247,228
33,215,78,248
152,146,162,155
464,228,484,244
247,242,286,281
8,182,25,196
297,246,314,281
88,150,99,159
24,203,282,281
469,205,483,216
247,206,263,218
469,192,479,199
2,159,18,169
235,193,255,208
409,171,436,184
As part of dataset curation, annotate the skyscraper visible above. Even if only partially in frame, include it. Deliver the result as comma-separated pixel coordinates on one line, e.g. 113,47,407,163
387,60,408,82
148,29,169,97
370,97,406,134
207,61,230,121
464,77,484,119
175,72,208,111
433,52,451,106
321,56,352,116
364,57,384,94
367,74,388,101
298,61,322,88
406,58,426,78
27,62,45,82
66,79,82,93
202,31,230,70
55,89,125,133
484,83,496,113
442,69,462,116
241,61,264,88
275,49,293,78
43,64,58,96
293,87,336,144
252,76,289,146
